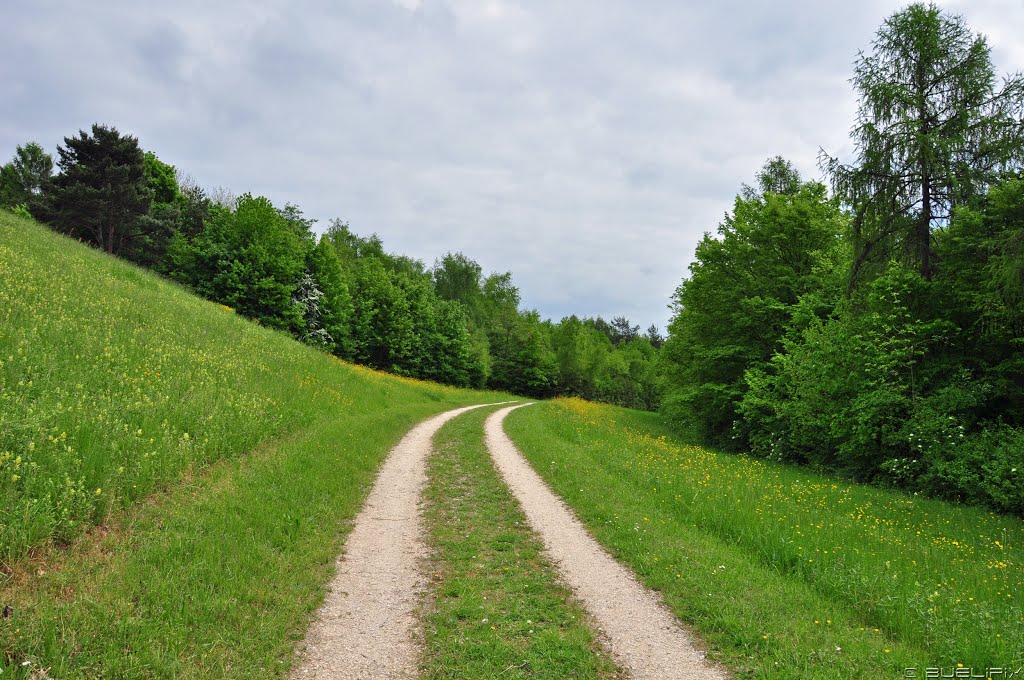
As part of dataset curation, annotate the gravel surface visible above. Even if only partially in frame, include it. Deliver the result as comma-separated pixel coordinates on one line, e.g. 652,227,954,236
484,403,727,680
292,403,499,679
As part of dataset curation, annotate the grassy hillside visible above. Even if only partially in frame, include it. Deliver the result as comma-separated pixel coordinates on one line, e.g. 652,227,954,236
505,399,1023,678
0,212,509,676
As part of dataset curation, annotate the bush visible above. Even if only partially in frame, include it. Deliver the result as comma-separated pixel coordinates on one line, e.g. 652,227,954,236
740,266,956,480
917,425,1024,514
10,204,32,220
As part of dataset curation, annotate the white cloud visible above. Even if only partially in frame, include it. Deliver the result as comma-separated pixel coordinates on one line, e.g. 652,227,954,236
2,0,1021,329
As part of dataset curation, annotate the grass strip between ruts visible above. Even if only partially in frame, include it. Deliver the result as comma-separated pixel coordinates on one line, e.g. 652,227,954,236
421,404,622,679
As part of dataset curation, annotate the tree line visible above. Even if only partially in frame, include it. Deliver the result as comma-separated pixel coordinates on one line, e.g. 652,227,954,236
4,2,1021,514
661,3,1024,514
0,127,661,410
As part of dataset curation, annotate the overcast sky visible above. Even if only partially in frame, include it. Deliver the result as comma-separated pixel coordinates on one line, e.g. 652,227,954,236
2,1,1022,329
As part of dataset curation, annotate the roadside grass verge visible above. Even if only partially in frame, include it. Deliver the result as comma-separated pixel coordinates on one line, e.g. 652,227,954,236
504,398,1024,678
1,395,499,677
0,214,512,675
422,405,620,679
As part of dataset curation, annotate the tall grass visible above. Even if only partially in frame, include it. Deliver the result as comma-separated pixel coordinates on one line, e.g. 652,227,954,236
0,213,509,676
0,212,482,559
505,398,1023,677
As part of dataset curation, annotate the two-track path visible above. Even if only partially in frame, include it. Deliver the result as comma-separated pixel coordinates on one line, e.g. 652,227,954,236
293,402,725,679
292,404,501,679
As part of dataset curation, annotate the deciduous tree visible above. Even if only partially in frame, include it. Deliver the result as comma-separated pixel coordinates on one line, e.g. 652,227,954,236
822,3,1024,283
0,142,52,210
661,159,846,447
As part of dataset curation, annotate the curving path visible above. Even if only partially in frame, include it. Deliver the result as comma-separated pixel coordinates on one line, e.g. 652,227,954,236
484,403,727,680
292,403,503,679
294,401,725,679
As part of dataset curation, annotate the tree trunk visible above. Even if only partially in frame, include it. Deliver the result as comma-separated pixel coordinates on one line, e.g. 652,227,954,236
918,183,932,279
916,61,933,281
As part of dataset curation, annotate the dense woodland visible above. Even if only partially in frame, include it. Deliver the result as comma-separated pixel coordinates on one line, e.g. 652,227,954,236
0,128,661,410
661,4,1024,513
2,3,1021,514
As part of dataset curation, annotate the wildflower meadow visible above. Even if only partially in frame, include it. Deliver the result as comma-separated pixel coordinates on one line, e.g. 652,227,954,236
506,398,1023,677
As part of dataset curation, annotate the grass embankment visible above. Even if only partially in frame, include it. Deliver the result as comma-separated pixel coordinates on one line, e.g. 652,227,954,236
422,406,619,679
505,398,1023,678
0,213,508,676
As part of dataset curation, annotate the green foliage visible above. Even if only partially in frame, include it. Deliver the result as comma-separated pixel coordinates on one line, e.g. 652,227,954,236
350,256,415,371
720,8,1024,513
142,151,180,205
47,124,152,256
645,323,664,349
917,424,1024,514
609,316,639,345
740,266,954,475
425,298,479,387
174,178,210,240
661,160,847,448
823,2,1024,282
8,204,33,220
170,194,310,332
739,179,1023,511
486,313,558,397
432,251,484,319
550,315,604,397
307,237,354,358
0,142,52,212
549,317,660,410
122,152,185,270
465,323,492,388
935,176,1024,424
483,278,557,397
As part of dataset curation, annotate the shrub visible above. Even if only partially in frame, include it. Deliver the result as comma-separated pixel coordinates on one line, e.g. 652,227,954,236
917,424,1024,514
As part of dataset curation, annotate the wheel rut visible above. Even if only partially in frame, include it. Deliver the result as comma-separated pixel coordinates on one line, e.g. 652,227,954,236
484,403,727,680
292,403,502,679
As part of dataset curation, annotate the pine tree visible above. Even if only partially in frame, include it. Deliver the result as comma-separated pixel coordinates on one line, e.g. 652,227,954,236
48,124,152,255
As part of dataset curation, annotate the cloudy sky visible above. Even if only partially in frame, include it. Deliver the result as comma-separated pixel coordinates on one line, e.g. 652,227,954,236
3,1,1022,329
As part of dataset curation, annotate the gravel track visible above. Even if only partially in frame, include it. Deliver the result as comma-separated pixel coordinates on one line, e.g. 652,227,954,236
293,401,724,679
484,403,727,680
292,403,500,679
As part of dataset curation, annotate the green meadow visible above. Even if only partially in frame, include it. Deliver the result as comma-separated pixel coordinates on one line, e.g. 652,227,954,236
3,211,1022,678
0,213,509,676
504,398,1023,677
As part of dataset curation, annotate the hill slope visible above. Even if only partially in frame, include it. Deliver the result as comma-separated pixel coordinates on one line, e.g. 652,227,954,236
0,212,507,676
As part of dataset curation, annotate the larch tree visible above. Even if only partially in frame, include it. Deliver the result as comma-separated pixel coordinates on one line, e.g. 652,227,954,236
821,2,1024,284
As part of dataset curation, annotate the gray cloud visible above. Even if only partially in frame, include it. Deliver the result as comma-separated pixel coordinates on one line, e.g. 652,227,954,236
2,0,1021,329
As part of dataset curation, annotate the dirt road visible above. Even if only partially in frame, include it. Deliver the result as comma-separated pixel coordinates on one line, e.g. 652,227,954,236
292,403,500,679
484,403,726,680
